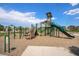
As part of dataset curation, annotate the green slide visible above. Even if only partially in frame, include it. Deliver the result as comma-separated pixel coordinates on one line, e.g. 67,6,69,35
51,22,75,38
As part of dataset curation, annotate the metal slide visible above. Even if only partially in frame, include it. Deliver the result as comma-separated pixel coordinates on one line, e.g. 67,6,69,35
51,22,75,38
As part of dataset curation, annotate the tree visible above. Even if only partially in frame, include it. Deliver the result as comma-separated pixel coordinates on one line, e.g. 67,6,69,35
0,24,4,31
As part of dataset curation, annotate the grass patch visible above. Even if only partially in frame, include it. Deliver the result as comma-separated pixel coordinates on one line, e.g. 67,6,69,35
66,30,79,32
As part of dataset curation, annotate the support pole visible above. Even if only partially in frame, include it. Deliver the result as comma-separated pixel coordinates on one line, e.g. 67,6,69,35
49,27,51,36
50,27,52,36
52,27,55,36
55,28,56,37
35,23,37,36
19,26,22,39
40,23,42,36
4,33,6,52
8,33,10,53
4,26,10,53
54,27,55,36
8,26,10,53
14,26,15,39
56,28,58,37
57,29,60,37
45,24,46,36
23,28,25,37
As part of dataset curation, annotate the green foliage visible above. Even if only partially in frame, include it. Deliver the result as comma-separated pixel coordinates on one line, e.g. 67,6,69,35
66,30,79,32
0,24,4,31
8,26,12,31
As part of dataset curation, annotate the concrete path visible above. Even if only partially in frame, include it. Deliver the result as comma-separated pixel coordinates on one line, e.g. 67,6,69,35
21,46,75,56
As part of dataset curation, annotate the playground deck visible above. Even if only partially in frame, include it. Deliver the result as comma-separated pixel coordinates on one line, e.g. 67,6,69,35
0,32,79,56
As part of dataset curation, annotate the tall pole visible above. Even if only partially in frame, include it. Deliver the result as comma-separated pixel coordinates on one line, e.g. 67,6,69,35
58,30,60,37
55,27,56,36
56,28,57,37
19,26,22,39
4,26,7,52
14,26,15,39
4,32,6,52
53,27,55,36
45,23,46,36
4,26,10,53
8,26,10,53
46,12,52,36
49,27,51,36
8,31,10,53
40,23,42,36
35,23,38,36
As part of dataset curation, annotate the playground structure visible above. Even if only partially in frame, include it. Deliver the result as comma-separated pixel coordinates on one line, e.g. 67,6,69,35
24,24,37,39
0,12,75,54
37,12,75,38
3,24,37,53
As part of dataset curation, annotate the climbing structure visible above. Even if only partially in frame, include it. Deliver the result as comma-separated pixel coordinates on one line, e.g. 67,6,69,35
38,12,75,38
24,24,37,39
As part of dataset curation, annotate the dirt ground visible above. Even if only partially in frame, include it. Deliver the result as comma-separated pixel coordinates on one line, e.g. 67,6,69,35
0,32,79,56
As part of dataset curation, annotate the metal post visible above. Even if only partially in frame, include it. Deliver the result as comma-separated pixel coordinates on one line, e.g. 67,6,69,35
4,33,6,52
55,28,56,36
4,26,10,53
56,29,59,37
52,27,54,36
14,26,15,39
8,34,10,53
46,27,49,35
19,26,22,39
8,26,10,53
45,24,46,36
53,27,54,36
35,24,37,36
56,28,58,37
40,23,41,36
19,27,21,39
50,27,52,36
40,23,42,36
57,29,60,37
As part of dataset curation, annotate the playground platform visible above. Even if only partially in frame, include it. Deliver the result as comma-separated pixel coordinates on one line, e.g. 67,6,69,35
0,32,79,56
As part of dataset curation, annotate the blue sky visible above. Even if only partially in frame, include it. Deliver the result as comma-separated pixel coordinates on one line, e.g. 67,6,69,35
0,3,79,27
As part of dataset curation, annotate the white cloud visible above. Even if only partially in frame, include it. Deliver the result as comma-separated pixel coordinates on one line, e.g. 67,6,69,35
69,3,79,6
0,7,47,24
64,8,79,15
51,17,56,20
